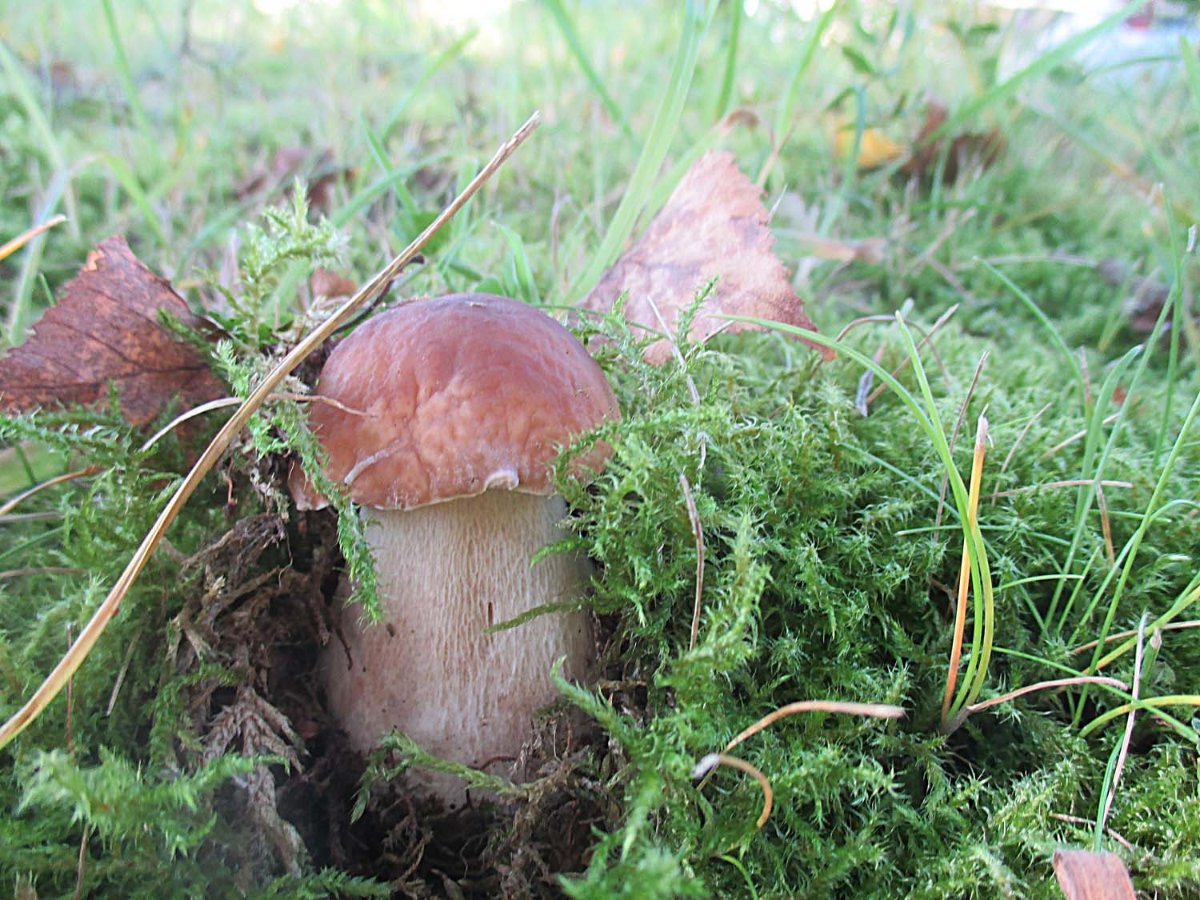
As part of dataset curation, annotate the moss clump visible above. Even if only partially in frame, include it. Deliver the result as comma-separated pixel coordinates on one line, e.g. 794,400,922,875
554,313,1200,896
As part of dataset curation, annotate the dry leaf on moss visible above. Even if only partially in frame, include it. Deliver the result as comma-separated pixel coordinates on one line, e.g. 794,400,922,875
0,235,224,425
1052,849,1136,900
581,150,833,364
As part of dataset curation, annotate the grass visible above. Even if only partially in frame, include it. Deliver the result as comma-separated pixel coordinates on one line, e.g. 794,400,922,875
1,0,1199,896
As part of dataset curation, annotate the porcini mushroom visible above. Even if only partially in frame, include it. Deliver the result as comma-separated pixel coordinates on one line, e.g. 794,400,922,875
290,293,618,804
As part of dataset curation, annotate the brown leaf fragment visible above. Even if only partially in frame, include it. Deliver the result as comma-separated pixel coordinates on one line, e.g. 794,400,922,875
236,146,354,213
310,267,358,301
1052,850,1136,900
901,101,1005,182
581,150,834,364
1095,257,1199,337
0,236,225,426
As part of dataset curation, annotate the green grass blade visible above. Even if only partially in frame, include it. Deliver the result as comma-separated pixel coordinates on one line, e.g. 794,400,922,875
541,0,634,141
6,171,71,345
976,259,1085,404
943,0,1149,132
1154,195,1186,469
566,0,717,303
772,4,837,141
1181,33,1200,115
379,28,478,141
1046,345,1142,634
711,0,743,119
1075,389,1200,723
99,153,168,247
100,0,151,141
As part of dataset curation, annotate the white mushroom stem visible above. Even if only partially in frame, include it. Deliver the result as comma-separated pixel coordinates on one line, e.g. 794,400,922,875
322,490,592,804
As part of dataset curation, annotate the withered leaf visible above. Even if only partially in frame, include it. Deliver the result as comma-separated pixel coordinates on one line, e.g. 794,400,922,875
0,235,225,426
1094,257,1199,338
309,267,358,301
1052,850,1136,900
582,150,834,364
902,101,1005,182
236,146,353,213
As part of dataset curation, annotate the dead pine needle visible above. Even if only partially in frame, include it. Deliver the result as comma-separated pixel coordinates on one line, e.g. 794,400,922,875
680,473,705,651
691,752,774,829
724,700,905,752
865,302,959,410
940,413,989,724
1071,619,1200,656
0,467,101,517
1042,413,1120,458
1099,614,1148,836
138,393,367,452
934,353,987,538
0,111,542,750
692,700,904,832
988,479,1133,499
963,675,1127,715
1096,481,1116,566
0,214,68,263
992,402,1051,501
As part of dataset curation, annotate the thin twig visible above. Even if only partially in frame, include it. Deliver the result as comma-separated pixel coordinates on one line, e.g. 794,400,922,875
0,112,542,750
0,512,62,524
1049,813,1135,853
909,208,975,273
680,473,705,652
0,567,86,580
105,631,141,717
73,823,90,900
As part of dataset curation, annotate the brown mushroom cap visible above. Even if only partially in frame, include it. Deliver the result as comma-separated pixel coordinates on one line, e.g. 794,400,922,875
290,293,619,510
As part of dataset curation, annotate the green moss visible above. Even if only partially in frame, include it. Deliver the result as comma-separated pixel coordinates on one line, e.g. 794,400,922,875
1,1,1198,896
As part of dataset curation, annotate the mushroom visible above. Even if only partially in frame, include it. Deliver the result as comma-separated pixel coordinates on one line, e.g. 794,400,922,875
290,293,619,804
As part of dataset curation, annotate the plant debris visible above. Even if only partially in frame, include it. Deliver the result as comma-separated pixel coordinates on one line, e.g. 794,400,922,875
581,150,834,363
1052,849,1136,900
901,101,1005,182
0,236,224,425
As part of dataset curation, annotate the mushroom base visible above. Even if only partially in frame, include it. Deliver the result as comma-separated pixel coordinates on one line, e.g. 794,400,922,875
322,491,593,806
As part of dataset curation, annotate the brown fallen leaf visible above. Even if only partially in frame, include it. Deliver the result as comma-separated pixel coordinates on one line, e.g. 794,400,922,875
581,150,834,364
236,146,354,213
1094,257,1200,338
902,101,1005,182
0,236,225,426
309,267,358,301
834,124,907,170
1052,849,1136,900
